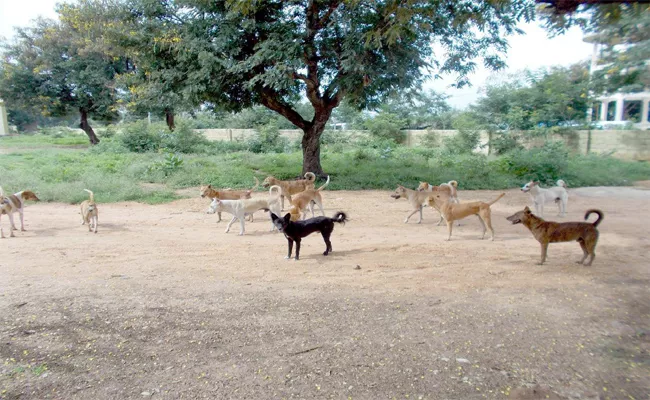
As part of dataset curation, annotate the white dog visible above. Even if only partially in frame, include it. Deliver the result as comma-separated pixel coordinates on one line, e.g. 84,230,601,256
208,185,282,235
521,180,568,217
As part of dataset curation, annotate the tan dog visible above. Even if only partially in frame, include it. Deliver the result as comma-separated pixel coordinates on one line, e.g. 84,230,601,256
0,186,40,237
390,185,435,224
80,189,98,233
262,172,316,210
417,180,460,225
200,177,259,222
428,192,505,241
506,206,602,266
288,175,330,221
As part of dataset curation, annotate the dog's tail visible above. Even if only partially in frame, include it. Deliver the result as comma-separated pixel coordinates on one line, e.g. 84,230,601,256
448,180,458,188
269,185,282,197
331,211,348,225
317,175,330,192
556,179,567,188
250,177,260,192
84,189,95,202
487,193,506,206
304,172,316,182
445,180,458,197
585,209,603,227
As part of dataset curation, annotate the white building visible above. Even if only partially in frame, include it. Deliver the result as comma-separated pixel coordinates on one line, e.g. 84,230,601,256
0,98,9,136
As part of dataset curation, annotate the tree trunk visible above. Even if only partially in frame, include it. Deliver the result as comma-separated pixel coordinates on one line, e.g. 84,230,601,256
165,109,175,131
301,109,332,177
79,109,100,145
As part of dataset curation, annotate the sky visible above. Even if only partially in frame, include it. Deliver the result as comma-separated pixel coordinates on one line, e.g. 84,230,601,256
0,0,595,109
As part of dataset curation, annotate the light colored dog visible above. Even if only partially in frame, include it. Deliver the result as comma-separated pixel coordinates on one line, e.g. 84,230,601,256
288,175,330,221
521,180,568,217
417,180,460,225
209,186,282,235
200,177,259,222
390,185,435,224
261,172,316,210
428,192,505,241
0,186,40,238
80,189,98,233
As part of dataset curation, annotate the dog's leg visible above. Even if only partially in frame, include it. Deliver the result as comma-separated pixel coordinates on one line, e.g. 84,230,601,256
417,205,423,224
477,215,487,239
436,212,444,226
238,217,245,236
539,242,549,265
0,215,4,238
217,211,222,222
445,220,453,241
295,239,301,260
321,231,332,255
19,209,26,231
577,239,589,265
309,202,315,218
225,216,237,233
405,208,420,223
7,213,16,237
93,216,98,233
284,239,294,259
318,200,325,216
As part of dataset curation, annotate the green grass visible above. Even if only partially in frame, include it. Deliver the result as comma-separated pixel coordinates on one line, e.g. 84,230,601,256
0,133,90,147
1,136,649,204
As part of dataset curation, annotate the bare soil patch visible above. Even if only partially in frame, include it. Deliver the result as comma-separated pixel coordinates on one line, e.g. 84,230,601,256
1,188,649,399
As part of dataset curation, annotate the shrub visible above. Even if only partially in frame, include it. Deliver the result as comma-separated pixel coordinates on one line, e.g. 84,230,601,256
119,121,162,152
418,130,440,148
364,113,407,144
160,121,212,153
246,122,289,153
443,113,481,154
500,140,569,184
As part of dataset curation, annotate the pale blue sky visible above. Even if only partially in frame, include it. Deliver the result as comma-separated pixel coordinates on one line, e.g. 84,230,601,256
0,0,594,108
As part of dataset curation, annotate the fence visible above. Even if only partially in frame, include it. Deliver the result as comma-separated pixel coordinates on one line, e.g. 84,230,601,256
196,128,650,161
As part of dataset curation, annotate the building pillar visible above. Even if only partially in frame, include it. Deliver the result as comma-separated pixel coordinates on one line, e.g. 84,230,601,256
599,101,607,121
642,99,650,124
615,95,625,122
0,99,9,136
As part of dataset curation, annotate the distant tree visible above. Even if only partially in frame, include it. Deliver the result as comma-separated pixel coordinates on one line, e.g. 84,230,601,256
118,0,535,175
0,13,126,144
379,89,452,129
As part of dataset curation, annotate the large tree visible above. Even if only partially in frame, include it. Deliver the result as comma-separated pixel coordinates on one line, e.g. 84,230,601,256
0,9,128,145
119,0,534,175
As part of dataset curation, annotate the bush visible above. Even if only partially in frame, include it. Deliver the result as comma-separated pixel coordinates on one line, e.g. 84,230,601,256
119,121,162,153
418,130,440,148
443,113,481,154
500,140,569,184
364,113,407,144
246,122,289,153
490,130,524,155
160,121,212,153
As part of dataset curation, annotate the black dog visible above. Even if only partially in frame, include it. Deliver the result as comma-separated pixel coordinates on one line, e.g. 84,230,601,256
271,211,348,260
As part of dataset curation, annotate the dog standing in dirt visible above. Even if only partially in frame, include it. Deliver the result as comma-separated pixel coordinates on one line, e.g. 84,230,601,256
288,175,330,221
271,211,348,260
0,186,40,238
80,189,98,233
209,186,282,235
262,172,316,210
200,177,259,222
428,192,505,241
521,179,569,217
390,185,436,224
506,206,603,266
417,180,460,225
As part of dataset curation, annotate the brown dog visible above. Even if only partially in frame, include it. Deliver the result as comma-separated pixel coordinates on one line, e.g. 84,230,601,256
428,192,505,241
417,180,460,225
80,189,98,233
391,185,435,224
288,175,330,221
506,206,603,266
200,177,259,222
0,187,40,237
262,172,316,210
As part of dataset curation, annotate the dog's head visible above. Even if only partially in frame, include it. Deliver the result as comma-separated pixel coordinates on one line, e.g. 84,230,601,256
270,212,291,232
506,206,533,225
262,176,275,188
208,198,224,214
200,185,213,198
21,191,40,202
427,193,447,208
520,181,538,193
391,185,407,199
417,182,430,192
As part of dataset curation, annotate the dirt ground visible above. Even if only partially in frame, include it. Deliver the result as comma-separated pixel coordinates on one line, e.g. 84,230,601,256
1,187,649,400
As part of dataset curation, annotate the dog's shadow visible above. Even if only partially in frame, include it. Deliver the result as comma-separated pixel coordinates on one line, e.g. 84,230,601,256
298,247,372,260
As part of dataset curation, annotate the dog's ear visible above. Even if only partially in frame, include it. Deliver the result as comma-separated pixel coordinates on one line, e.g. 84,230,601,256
207,184,212,189
524,206,531,213
283,213,291,222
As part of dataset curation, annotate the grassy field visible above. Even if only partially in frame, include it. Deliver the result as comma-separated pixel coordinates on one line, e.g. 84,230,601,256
1,130,650,204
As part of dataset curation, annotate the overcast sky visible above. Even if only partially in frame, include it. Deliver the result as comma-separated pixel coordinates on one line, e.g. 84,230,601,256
0,0,594,109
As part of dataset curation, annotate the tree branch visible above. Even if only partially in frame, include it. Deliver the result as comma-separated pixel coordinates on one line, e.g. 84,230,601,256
259,88,310,131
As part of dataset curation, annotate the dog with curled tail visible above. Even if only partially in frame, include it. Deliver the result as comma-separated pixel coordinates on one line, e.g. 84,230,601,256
80,189,98,233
